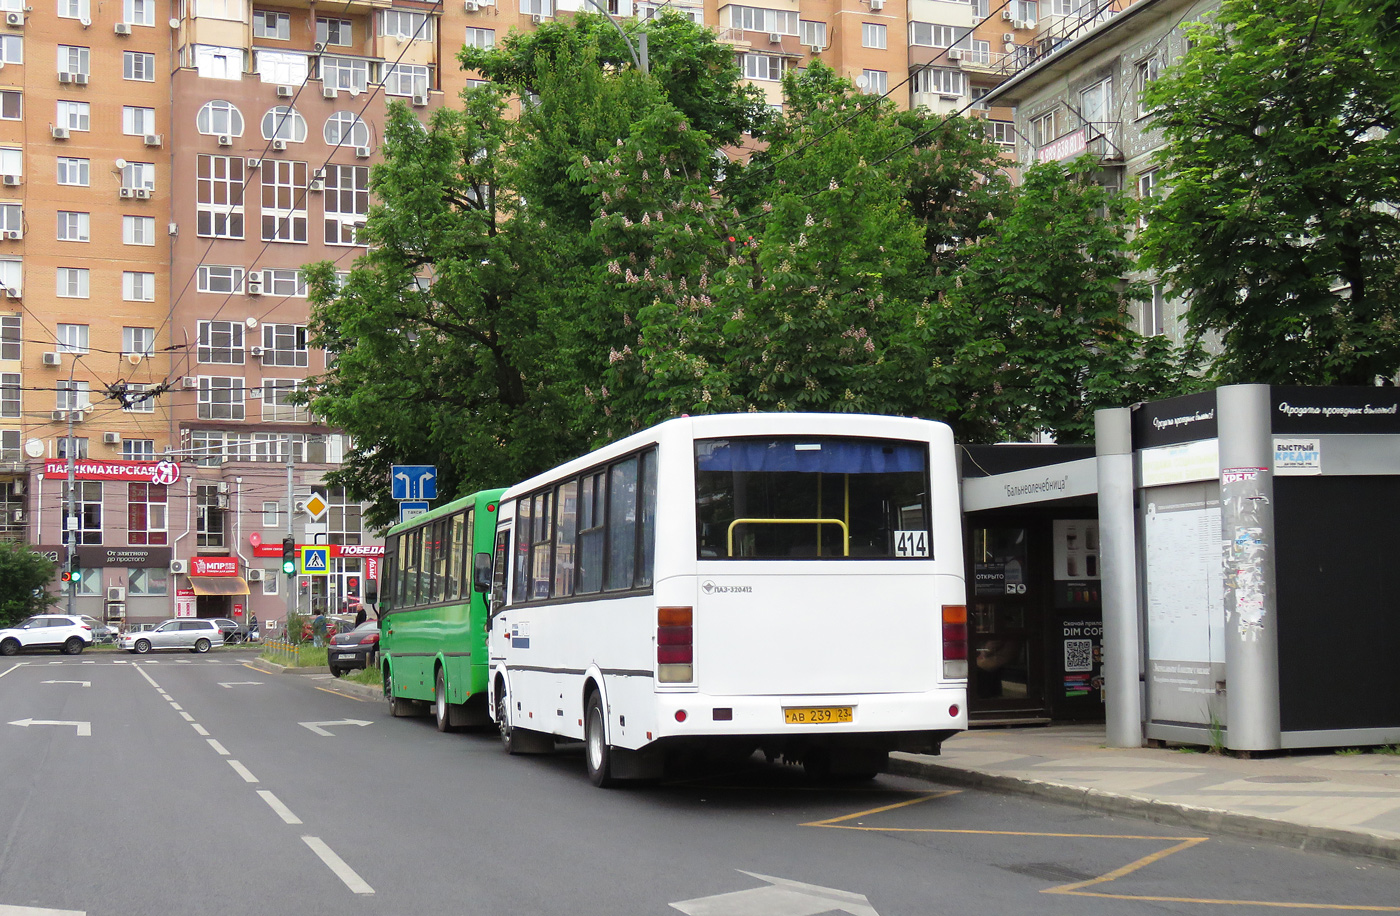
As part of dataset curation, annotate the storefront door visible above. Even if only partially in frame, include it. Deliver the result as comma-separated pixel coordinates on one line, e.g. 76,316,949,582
969,526,1044,718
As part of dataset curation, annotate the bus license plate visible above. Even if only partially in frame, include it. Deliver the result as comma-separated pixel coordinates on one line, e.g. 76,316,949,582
784,706,853,724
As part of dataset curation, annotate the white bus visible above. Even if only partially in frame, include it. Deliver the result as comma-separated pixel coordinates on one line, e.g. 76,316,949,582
486,413,968,785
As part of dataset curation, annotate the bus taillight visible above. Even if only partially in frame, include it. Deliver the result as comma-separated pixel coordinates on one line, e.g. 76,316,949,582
658,606,693,683
942,605,968,679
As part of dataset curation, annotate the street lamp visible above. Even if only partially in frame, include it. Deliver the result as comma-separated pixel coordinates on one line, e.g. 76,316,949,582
577,2,649,74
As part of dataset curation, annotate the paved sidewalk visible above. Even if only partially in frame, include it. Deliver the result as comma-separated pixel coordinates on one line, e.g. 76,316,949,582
891,724,1400,862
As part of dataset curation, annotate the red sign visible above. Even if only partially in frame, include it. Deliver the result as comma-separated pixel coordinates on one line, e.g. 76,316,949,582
252,543,386,558
249,532,263,548
1037,128,1087,163
366,557,379,583
189,556,239,576
233,603,244,617
42,459,181,484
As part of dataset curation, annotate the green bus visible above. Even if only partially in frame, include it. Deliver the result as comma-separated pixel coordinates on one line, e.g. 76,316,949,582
376,488,506,730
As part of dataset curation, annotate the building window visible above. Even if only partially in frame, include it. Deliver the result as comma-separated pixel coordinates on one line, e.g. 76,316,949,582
262,500,279,527
0,259,18,295
0,316,19,361
464,28,494,49
381,63,429,97
324,164,368,246
379,9,433,40
57,157,89,186
252,10,291,40
198,320,244,364
520,0,554,16
124,51,156,81
196,485,225,548
123,383,155,413
317,17,352,46
968,39,991,64
196,154,245,239
197,265,244,294
862,23,886,49
124,0,156,26
1144,284,1167,337
740,53,784,82
122,106,157,137
323,112,370,149
262,574,279,596
799,20,826,48
197,377,245,420
261,160,309,243
56,436,88,459
58,45,90,78
1080,78,1112,132
1032,109,1058,148
1136,57,1161,118
56,270,90,299
321,56,369,93
0,372,18,418
255,49,308,85
123,216,155,246
122,326,154,356
57,379,90,411
127,482,168,546
861,69,888,95
263,268,307,297
0,91,19,121
260,106,307,143
197,100,244,136
327,487,362,545
57,100,90,132
1011,0,1036,20
57,211,89,242
726,5,797,34
129,567,168,597
194,45,245,80
121,162,155,191
262,379,308,421
986,119,1016,147
63,481,102,545
0,147,18,180
123,439,155,460
913,67,963,96
262,323,309,367
1137,169,1158,229
123,271,155,302
909,22,963,48
0,35,21,66
971,85,992,111
0,203,16,236
58,324,88,354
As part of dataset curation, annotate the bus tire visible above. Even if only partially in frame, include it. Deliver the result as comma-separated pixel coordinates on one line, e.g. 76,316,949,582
585,691,616,788
434,668,454,733
386,666,416,718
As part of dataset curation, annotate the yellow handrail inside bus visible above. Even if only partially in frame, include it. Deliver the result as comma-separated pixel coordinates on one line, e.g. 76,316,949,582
727,518,850,557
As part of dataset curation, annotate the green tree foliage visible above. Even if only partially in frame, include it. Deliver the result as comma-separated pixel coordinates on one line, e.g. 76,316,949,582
941,159,1195,442
1139,0,1400,384
0,542,57,627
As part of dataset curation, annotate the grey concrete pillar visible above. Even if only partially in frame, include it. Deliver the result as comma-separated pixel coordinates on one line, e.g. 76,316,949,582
1217,384,1281,751
1096,407,1143,748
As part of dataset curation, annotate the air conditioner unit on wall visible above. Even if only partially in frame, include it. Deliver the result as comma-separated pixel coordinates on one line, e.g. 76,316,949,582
246,277,263,295
182,376,198,388
107,586,125,602
2,175,19,186
946,48,963,60
144,134,162,147
246,568,265,582
42,351,61,366
249,345,264,357
103,432,121,445
1003,32,1015,42
114,22,131,35
412,93,429,107
869,0,884,9
217,134,232,146
323,86,337,99
170,559,187,574
768,32,781,43
277,85,294,98
4,11,21,26
52,127,69,140
272,139,287,151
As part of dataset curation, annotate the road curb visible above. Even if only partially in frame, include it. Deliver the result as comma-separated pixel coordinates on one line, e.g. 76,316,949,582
247,656,385,702
887,754,1400,864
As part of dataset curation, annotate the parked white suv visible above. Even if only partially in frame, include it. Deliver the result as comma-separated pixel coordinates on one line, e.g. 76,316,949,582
0,614,94,656
121,618,224,654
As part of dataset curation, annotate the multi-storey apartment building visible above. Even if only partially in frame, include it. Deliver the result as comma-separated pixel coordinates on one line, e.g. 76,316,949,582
0,0,1128,628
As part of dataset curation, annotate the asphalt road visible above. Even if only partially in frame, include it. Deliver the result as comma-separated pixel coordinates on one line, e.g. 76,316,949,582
1,652,1397,916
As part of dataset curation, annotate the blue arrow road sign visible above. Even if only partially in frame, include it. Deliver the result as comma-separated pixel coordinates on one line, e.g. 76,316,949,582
390,465,437,500
399,501,430,524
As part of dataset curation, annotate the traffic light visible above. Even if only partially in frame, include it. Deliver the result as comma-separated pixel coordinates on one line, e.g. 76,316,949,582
60,553,78,583
281,536,296,575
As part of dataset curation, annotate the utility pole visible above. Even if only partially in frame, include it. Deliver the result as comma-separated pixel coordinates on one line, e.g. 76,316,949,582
285,446,295,627
64,361,77,617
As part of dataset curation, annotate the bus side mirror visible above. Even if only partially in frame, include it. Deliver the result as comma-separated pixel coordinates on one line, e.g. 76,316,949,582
473,552,493,594
364,581,378,606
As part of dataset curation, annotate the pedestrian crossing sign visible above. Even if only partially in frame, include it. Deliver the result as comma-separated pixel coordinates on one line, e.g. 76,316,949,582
299,546,330,576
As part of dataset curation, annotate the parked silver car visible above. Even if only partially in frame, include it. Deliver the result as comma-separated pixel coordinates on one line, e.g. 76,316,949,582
121,618,224,654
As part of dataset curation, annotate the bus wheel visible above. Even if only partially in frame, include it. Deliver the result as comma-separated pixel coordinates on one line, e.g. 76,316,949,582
434,668,454,733
585,692,616,788
496,687,517,754
386,667,415,718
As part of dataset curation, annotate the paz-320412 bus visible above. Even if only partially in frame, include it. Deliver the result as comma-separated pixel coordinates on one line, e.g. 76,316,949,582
486,413,968,785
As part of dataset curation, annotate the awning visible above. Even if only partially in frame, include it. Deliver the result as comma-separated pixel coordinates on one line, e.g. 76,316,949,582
189,576,250,596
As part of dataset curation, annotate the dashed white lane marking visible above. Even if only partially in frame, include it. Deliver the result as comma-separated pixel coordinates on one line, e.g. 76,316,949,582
228,760,258,783
258,790,302,825
133,666,161,689
80,660,93,665
302,837,374,895
0,664,24,679
169,702,183,710
192,724,209,736
207,738,229,755
179,712,195,722
0,904,87,914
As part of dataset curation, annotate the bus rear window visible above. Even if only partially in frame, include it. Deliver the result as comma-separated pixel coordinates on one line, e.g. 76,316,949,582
695,437,931,559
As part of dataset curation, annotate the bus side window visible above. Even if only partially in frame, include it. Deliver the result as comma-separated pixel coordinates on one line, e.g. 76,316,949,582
492,528,511,614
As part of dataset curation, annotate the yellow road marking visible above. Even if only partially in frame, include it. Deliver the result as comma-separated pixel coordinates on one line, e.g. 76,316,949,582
806,790,1400,911
315,686,369,701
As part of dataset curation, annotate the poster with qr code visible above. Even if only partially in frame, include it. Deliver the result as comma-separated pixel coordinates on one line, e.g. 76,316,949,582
1064,639,1094,673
